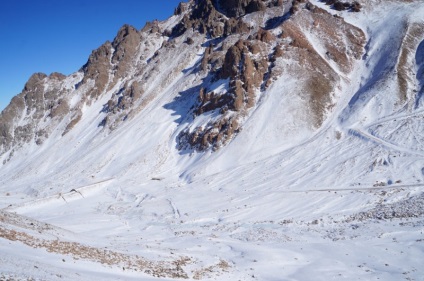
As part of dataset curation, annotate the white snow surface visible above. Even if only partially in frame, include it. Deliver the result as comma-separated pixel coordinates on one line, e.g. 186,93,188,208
1,1,424,280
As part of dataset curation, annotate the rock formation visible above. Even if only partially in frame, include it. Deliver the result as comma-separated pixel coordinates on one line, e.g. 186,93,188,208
1,0,422,160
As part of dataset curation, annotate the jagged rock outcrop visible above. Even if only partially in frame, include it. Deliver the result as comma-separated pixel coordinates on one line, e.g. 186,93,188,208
111,25,142,81
171,0,251,38
395,22,424,103
174,2,190,15
177,35,272,151
177,0,365,151
80,41,113,101
216,0,267,17
79,24,141,103
0,22,149,158
0,72,71,160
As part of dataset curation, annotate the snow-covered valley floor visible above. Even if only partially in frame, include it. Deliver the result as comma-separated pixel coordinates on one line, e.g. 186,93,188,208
1,144,424,281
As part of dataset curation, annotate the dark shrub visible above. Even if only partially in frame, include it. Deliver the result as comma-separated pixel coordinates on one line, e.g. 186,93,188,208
246,0,266,14
333,1,346,11
351,1,362,12
186,37,194,45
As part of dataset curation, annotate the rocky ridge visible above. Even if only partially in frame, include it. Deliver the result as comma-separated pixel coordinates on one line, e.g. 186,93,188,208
177,0,365,150
0,0,421,159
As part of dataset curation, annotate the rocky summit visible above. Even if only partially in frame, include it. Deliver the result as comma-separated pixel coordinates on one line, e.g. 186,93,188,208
1,0,424,280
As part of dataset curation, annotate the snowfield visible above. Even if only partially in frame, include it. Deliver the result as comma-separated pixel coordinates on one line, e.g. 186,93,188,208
1,0,424,280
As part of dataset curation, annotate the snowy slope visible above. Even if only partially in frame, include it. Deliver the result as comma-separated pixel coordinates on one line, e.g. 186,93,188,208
1,0,424,280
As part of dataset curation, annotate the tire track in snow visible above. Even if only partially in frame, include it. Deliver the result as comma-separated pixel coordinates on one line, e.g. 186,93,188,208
167,199,181,219
4,178,114,212
348,128,424,157
283,183,424,193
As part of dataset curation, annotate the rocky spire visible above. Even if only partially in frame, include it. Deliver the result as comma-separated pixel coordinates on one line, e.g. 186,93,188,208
171,0,268,38
215,0,267,17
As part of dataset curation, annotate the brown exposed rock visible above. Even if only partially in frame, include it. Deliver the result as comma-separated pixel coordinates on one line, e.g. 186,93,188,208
281,5,365,73
201,45,213,72
306,72,334,127
290,51,335,127
258,2,365,128
49,72,66,80
182,35,270,150
290,0,301,14
172,0,226,38
112,25,141,80
14,124,33,144
220,42,244,79
324,0,337,5
0,96,25,152
232,79,245,111
172,0,258,38
224,18,250,36
256,28,275,43
0,211,195,279
0,17,149,155
174,2,189,15
248,42,262,54
322,0,362,12
0,71,72,155
178,115,240,151
63,111,82,136
141,20,161,34
130,81,144,101
333,1,347,11
100,81,145,130
185,37,195,45
272,44,284,60
254,57,269,82
23,81,46,117
281,22,314,52
79,24,141,106
245,0,267,14
81,41,113,100
196,88,234,115
216,0,266,17
351,1,362,12
35,129,48,145
24,73,47,91
49,99,70,119
396,22,424,102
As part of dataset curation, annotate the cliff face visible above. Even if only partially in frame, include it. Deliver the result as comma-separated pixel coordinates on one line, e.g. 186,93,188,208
177,0,366,151
0,0,422,161
0,72,69,157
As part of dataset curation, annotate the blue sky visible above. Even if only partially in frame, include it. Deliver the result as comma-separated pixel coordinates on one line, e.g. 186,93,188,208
0,0,183,111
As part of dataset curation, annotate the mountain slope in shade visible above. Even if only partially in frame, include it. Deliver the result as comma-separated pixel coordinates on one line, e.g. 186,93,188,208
1,0,424,280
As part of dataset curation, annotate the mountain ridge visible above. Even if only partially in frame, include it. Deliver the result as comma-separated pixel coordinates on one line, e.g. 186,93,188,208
0,0,369,158
1,0,423,190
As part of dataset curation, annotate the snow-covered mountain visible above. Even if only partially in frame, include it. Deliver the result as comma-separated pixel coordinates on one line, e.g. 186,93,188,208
1,0,424,280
